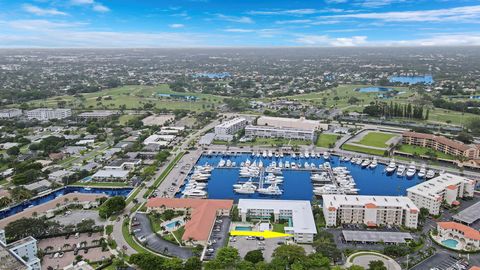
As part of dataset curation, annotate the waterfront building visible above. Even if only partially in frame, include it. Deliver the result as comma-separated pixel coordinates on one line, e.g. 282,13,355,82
77,110,117,120
256,116,328,131
407,173,476,215
91,169,129,181
0,230,41,270
322,195,419,229
0,109,22,119
402,131,480,160
437,222,480,250
146,198,233,246
26,108,72,121
245,125,315,142
214,117,247,141
237,199,317,243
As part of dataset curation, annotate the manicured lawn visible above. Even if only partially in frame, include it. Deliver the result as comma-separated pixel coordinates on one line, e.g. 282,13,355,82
172,226,185,242
397,145,457,160
315,134,341,148
118,114,140,125
272,223,286,233
70,181,130,187
357,132,397,148
341,144,386,156
125,186,142,205
121,219,148,254
105,225,113,235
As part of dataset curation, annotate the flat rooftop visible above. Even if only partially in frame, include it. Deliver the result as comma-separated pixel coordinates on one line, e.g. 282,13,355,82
0,244,29,270
406,173,475,199
342,230,413,244
323,194,418,211
238,199,317,234
92,169,129,178
453,201,480,225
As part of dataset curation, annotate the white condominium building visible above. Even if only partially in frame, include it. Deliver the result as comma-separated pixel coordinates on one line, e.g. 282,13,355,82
322,195,419,229
0,109,22,119
237,199,317,243
407,173,476,215
215,117,247,135
256,116,328,131
245,125,315,142
0,230,41,270
26,108,72,121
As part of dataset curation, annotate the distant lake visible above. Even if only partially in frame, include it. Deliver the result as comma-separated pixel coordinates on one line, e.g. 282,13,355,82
389,75,434,85
356,87,393,93
193,72,231,79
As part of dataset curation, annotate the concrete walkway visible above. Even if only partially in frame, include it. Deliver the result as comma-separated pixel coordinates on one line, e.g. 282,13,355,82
345,252,401,270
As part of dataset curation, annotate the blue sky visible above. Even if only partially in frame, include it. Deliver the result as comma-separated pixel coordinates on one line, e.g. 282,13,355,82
1,0,480,47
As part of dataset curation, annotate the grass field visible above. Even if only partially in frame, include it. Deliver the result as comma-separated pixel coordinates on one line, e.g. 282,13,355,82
396,145,457,160
172,226,185,242
356,132,397,148
315,133,341,148
25,85,226,112
118,114,140,125
272,223,287,233
341,144,387,156
280,84,411,110
121,219,148,254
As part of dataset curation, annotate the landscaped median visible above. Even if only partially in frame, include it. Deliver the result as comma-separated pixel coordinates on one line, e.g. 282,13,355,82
346,251,401,270
144,151,186,199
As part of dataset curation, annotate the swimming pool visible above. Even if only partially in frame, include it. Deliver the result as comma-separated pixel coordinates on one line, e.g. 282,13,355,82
0,186,133,220
235,226,252,231
441,239,459,249
178,154,423,202
389,75,434,85
165,221,181,229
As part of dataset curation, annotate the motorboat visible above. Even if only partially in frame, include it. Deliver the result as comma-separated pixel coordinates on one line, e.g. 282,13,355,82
361,159,371,168
285,161,290,168
292,152,296,158
258,160,264,168
397,164,406,176
310,162,316,169
323,162,331,169
218,159,226,167
355,158,363,165
280,152,284,158
369,158,378,169
257,184,283,195
233,180,257,194
323,152,330,159
226,159,232,167
311,173,329,182
418,164,427,178
305,151,310,158
245,159,251,166
313,185,343,196
274,152,279,158
406,162,416,178
385,159,396,173
344,156,351,162
268,151,273,158
183,189,207,198
262,151,267,158
291,162,297,169
304,162,310,169
278,161,283,168
426,169,436,179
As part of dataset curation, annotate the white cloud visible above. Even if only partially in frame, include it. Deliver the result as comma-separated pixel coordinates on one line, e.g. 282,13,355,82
169,24,185,28
325,0,348,3
93,3,110,12
323,5,480,22
361,0,408,8
70,0,110,13
248,9,317,16
23,4,68,16
274,19,312,25
295,35,368,46
6,20,85,30
215,14,254,24
224,28,255,33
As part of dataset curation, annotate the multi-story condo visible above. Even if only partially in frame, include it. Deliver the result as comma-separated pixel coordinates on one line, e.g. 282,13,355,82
78,110,117,120
215,117,247,135
26,108,72,121
256,116,328,131
245,125,315,142
437,222,480,250
407,173,476,215
402,131,480,160
0,109,22,119
0,230,41,270
322,195,419,229
237,199,317,243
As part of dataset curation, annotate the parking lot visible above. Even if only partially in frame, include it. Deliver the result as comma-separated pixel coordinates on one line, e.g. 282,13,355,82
52,210,108,226
203,216,231,261
411,253,469,270
229,235,288,262
38,232,111,270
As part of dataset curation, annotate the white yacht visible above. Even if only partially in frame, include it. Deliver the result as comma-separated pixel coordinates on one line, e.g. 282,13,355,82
292,152,296,158
305,151,310,158
257,184,283,195
280,152,284,158
323,152,330,159
218,159,226,167
385,159,396,173
323,162,331,169
274,152,279,158
285,161,290,168
418,164,427,178
245,159,251,167
291,162,297,169
278,161,283,168
361,159,371,168
406,162,417,178
397,164,406,176
226,159,232,167
183,189,207,198
355,158,363,165
426,169,436,179
311,173,329,182
268,150,273,158
262,150,267,158
304,161,310,169
310,162,316,169
344,156,351,162
369,158,378,169
258,160,264,168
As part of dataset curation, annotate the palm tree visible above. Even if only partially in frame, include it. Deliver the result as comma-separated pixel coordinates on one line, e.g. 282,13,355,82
64,198,69,205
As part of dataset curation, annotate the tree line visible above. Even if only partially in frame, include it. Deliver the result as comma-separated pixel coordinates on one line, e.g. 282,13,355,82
363,101,428,120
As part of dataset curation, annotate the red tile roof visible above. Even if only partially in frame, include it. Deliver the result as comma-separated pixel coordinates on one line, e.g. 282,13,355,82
146,198,233,242
403,131,472,152
328,206,336,211
438,222,480,241
469,266,480,270
447,185,458,190
365,203,377,209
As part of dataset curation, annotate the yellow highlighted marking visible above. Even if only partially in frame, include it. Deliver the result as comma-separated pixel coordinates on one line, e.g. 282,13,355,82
230,230,292,239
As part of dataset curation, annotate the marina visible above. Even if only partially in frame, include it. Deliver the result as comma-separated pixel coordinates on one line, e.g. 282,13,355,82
176,152,428,202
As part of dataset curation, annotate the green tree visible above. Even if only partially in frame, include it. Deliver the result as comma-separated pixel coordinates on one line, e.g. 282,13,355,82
98,196,126,218
368,260,387,270
244,249,264,264
6,146,20,156
271,244,306,268
184,256,202,270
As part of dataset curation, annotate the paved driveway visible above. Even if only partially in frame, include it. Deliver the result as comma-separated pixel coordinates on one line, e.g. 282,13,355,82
134,213,193,259
204,216,231,260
